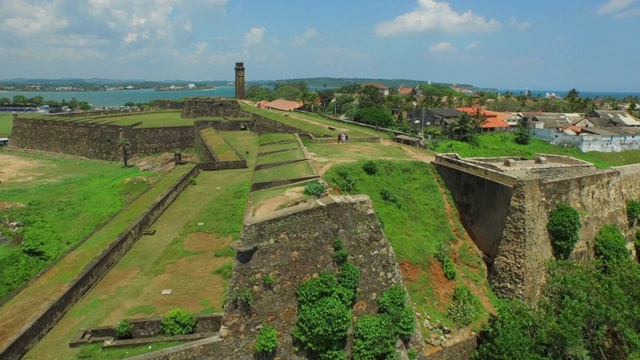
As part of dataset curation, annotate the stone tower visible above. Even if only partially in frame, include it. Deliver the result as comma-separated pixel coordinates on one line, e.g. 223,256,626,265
234,62,246,99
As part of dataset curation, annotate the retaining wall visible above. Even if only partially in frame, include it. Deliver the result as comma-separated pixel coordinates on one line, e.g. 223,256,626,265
199,161,247,171
181,98,247,118
0,165,200,360
250,114,309,135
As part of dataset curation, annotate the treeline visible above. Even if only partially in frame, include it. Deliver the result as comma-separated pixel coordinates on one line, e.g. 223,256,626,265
0,95,91,111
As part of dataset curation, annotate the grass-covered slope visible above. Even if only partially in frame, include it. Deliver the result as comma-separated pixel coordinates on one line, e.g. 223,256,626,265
324,160,497,337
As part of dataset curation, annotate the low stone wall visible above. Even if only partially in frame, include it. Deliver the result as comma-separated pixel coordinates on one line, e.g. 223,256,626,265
194,120,251,131
195,130,217,162
254,158,307,171
250,113,309,135
250,175,318,192
129,337,224,360
429,335,478,360
0,165,200,360
199,161,247,171
151,100,185,110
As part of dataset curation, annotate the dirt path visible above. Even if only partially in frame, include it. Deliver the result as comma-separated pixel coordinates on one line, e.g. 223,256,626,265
0,153,46,183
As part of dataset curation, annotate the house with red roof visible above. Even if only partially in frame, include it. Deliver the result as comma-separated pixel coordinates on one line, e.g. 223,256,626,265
360,83,389,96
456,107,511,132
258,99,304,111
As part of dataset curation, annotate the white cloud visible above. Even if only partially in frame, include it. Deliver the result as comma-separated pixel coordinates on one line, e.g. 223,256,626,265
376,0,501,36
244,27,266,47
290,28,320,47
465,41,480,50
508,17,532,31
596,0,636,15
613,6,640,17
430,42,456,52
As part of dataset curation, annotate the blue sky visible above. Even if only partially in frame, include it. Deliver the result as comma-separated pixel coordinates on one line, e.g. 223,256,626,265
0,0,638,91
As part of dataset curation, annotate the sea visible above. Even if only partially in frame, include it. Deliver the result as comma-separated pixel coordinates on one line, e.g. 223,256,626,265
1,87,638,108
0,87,237,107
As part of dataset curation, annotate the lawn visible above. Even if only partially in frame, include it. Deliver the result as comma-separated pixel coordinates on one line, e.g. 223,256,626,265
217,131,259,168
434,132,640,168
256,148,306,166
200,128,241,161
258,133,297,145
253,161,315,183
258,141,301,154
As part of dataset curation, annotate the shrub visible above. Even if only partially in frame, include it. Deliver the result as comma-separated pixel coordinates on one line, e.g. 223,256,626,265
296,271,338,308
595,224,630,265
362,161,378,175
263,274,275,289
514,123,531,145
304,181,326,197
448,286,479,328
547,204,581,259
336,168,356,193
378,285,407,314
255,324,278,355
636,230,640,263
293,295,352,354
232,287,254,314
353,315,397,360
628,200,640,226
435,243,457,280
188,176,197,185
333,237,343,251
337,262,360,293
115,319,133,339
333,249,349,265
380,187,403,209
378,285,415,339
161,308,197,336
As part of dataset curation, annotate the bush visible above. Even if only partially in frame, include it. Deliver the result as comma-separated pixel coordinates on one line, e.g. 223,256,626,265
353,315,397,360
304,181,326,197
514,123,531,145
380,187,403,209
547,204,581,259
333,237,343,251
336,168,356,193
333,249,349,265
628,200,640,226
115,319,133,339
188,176,197,185
595,224,630,265
362,161,378,175
448,287,479,328
353,107,394,128
293,295,352,354
296,271,338,308
378,285,415,339
232,287,254,314
337,262,361,293
255,324,278,355
636,230,640,263
378,285,407,314
161,308,197,336
435,243,457,280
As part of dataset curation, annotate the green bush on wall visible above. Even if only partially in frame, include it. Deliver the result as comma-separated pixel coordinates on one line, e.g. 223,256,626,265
255,324,278,356
115,319,133,339
161,308,197,336
547,204,581,259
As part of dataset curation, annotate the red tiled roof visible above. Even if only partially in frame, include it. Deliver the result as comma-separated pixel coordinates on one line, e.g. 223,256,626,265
456,107,510,128
398,87,413,95
263,99,303,111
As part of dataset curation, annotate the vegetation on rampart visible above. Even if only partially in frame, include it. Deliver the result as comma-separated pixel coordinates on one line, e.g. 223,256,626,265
547,204,581,259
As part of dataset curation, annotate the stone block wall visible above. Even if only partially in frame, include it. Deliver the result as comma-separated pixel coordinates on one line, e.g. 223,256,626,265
181,98,247,118
151,100,185,110
195,130,217,163
0,165,200,360
213,196,425,359
126,126,196,155
250,113,308,135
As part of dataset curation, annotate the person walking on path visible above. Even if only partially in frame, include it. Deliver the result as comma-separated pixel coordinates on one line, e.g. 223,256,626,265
337,131,342,143
345,133,349,144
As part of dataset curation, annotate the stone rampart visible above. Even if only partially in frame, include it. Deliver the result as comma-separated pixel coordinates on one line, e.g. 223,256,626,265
10,117,196,161
194,120,251,131
195,130,217,162
181,98,247,118
250,113,309,135
0,165,200,360
198,161,247,171
429,334,478,360
151,100,185,110
437,155,640,301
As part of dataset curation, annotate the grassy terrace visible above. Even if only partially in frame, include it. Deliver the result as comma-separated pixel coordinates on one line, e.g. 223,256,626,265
0,165,192,350
201,128,241,161
258,133,298,144
239,102,378,138
434,132,640,168
258,141,301,154
253,161,315,183
256,148,306,165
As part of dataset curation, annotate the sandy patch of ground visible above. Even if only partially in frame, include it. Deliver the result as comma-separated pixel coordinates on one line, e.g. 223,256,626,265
252,186,306,219
0,201,24,211
0,153,46,183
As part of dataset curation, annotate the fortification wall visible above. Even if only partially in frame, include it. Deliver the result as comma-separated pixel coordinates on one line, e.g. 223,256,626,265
438,157,640,301
127,126,195,155
181,98,247,118
195,130,216,163
213,196,425,359
0,165,200,360
10,118,124,160
151,100,184,110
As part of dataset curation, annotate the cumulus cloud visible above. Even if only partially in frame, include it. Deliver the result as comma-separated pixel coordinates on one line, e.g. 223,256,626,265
430,42,456,52
596,0,636,15
508,17,532,31
376,0,500,36
291,28,319,47
0,0,227,66
244,27,266,47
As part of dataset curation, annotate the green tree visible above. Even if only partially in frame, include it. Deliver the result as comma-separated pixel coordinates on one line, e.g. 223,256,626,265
594,224,630,265
68,97,79,110
514,123,531,145
13,95,28,104
547,204,581,259
270,85,302,101
447,112,481,142
353,107,393,128
247,84,272,101
359,85,384,109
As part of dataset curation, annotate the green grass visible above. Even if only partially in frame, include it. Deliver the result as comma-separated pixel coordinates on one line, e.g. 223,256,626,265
0,114,13,137
17,111,194,128
256,148,305,165
200,128,241,161
0,153,160,299
213,262,233,280
259,142,301,154
253,161,315,183
213,247,236,258
218,131,259,168
124,305,156,317
198,298,219,314
258,133,297,144
434,132,640,168
72,342,183,360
